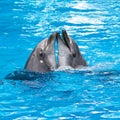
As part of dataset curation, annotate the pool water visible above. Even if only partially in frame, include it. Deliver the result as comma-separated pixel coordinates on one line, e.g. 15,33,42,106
0,0,120,119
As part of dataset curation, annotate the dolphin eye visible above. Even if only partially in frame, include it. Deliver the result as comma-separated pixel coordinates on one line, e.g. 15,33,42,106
39,52,44,57
72,53,76,58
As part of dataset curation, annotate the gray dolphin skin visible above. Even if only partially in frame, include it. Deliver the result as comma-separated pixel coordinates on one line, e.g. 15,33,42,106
57,30,87,69
24,33,57,72
24,30,87,73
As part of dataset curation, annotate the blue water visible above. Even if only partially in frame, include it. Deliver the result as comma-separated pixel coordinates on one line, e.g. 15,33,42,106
0,0,120,119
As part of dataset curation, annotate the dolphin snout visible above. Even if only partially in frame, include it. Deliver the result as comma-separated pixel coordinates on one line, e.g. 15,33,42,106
56,31,71,51
46,32,57,49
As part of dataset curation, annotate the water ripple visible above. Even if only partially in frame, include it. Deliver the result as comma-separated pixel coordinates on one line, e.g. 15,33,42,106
0,0,120,119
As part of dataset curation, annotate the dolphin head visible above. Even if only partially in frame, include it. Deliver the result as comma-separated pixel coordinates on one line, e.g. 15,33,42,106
24,33,57,72
25,30,87,73
57,30,87,69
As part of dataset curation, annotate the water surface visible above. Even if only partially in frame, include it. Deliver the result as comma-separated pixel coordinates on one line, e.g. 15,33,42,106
0,0,120,119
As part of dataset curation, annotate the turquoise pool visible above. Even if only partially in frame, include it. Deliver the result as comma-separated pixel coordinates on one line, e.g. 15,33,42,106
0,0,120,119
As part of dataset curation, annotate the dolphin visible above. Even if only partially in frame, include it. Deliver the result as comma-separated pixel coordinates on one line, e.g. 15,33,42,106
24,30,87,73
57,30,87,69
24,33,57,72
